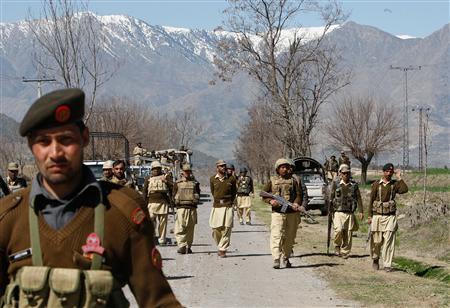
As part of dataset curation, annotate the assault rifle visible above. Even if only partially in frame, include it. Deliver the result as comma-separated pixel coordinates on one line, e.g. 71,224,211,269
259,191,316,222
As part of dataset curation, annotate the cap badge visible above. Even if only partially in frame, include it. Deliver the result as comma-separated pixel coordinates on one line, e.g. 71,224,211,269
55,105,71,123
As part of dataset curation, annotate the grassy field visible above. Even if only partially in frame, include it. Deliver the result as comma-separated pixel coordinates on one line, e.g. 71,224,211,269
251,178,450,307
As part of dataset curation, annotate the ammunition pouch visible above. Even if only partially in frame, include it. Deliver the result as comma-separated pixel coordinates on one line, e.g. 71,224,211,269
373,200,396,215
174,181,198,205
3,266,120,308
237,177,251,195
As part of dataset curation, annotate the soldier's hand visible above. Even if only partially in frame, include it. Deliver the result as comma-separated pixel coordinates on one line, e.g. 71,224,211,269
291,203,300,211
358,212,364,220
367,217,372,225
269,199,279,207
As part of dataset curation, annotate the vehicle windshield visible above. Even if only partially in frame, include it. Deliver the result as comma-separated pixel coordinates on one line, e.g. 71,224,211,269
301,173,324,184
86,164,103,180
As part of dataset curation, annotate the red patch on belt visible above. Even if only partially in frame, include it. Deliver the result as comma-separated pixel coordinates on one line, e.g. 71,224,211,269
55,105,71,123
151,248,162,270
131,208,145,225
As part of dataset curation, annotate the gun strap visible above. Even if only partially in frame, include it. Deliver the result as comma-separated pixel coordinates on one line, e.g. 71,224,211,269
29,199,105,270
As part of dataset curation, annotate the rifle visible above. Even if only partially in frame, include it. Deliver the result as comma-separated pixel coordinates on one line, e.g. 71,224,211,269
327,199,333,255
259,191,316,222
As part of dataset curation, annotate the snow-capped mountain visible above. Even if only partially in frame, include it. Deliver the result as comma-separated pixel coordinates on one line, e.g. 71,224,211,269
0,14,448,164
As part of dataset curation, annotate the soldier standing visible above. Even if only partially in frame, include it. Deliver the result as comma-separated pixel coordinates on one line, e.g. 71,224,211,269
368,163,408,272
226,164,236,178
143,161,173,245
262,158,304,269
173,164,200,254
111,160,134,188
328,155,339,181
132,142,147,165
209,160,237,258
6,162,27,192
330,164,363,258
236,168,254,225
100,160,114,182
0,88,180,306
338,151,351,169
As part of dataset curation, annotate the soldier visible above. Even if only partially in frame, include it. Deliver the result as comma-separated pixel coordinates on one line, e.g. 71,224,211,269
327,155,339,181
287,159,309,209
173,164,201,254
0,88,180,306
209,160,237,258
338,151,351,169
226,164,236,178
6,162,27,192
236,168,254,225
143,161,173,245
111,160,134,188
132,142,147,165
262,158,304,269
330,164,363,258
368,163,408,272
100,160,114,182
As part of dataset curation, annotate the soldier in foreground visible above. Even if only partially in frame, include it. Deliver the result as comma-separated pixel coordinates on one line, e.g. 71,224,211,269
0,88,180,306
368,163,408,272
173,164,201,254
262,158,304,269
100,160,114,182
236,168,254,225
143,161,173,245
209,160,237,257
330,164,363,258
6,162,27,192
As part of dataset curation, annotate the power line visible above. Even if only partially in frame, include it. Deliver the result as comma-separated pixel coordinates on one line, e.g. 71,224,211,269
389,65,422,169
22,76,56,98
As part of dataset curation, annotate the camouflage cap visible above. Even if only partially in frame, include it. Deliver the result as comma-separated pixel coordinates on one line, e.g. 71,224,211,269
182,164,192,171
339,164,350,173
215,159,226,167
151,161,162,169
19,88,85,137
274,158,291,170
7,162,19,171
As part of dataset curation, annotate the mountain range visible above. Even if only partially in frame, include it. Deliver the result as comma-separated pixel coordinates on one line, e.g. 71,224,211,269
1,14,448,165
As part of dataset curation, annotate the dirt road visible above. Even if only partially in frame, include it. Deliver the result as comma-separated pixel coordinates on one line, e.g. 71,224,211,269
143,193,357,307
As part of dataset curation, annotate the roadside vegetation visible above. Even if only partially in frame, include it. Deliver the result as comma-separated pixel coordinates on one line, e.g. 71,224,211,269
251,169,450,307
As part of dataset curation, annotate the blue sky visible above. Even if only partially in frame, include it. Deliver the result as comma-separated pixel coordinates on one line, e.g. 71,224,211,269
1,0,448,38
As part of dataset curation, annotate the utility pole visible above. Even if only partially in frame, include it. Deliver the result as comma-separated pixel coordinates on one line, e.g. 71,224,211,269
389,65,421,170
22,76,56,98
411,106,429,171
423,108,431,206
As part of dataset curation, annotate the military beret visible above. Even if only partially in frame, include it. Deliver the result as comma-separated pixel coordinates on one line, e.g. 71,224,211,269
19,88,85,136
383,163,394,171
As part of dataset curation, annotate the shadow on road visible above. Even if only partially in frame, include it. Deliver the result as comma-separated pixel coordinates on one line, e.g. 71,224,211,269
295,252,330,258
289,262,341,269
348,254,370,259
191,250,220,255
162,257,175,261
191,243,211,247
232,230,268,233
227,253,271,258
166,275,194,280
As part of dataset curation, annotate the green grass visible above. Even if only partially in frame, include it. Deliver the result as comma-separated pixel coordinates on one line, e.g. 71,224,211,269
408,186,450,192
410,168,450,175
394,257,450,284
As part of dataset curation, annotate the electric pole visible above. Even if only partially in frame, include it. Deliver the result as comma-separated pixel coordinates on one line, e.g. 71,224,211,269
389,65,421,169
411,106,430,171
22,76,56,98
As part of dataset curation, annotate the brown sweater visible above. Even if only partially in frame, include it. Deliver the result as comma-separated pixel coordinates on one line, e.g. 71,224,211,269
368,179,408,217
209,174,237,207
0,183,181,307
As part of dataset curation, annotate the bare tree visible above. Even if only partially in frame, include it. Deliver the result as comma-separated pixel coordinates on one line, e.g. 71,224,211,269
234,102,283,183
0,139,32,176
215,0,348,157
28,0,114,121
326,96,402,184
170,108,203,148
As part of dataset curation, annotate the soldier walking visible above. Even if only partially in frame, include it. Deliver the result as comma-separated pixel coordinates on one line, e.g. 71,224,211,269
236,168,254,225
143,161,173,245
209,160,237,258
173,164,201,254
338,151,351,169
6,162,27,192
327,155,339,181
0,88,180,306
368,163,408,272
262,158,304,269
330,164,363,258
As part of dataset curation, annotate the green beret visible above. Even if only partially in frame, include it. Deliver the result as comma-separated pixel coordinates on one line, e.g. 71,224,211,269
19,88,85,136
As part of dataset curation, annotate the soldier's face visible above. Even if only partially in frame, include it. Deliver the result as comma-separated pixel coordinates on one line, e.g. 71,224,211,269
341,171,350,181
217,164,226,175
103,168,113,178
28,124,89,185
278,165,289,176
113,163,125,179
8,170,18,180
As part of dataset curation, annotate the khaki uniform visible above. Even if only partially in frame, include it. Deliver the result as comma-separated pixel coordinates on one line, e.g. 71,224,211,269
262,175,302,261
236,175,254,224
369,179,408,268
330,180,363,256
338,155,351,168
133,146,147,165
209,174,237,252
143,174,173,244
326,158,339,181
173,177,200,249
6,176,27,193
110,175,134,189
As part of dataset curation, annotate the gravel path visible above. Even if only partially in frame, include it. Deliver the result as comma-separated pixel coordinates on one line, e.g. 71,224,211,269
126,191,357,307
